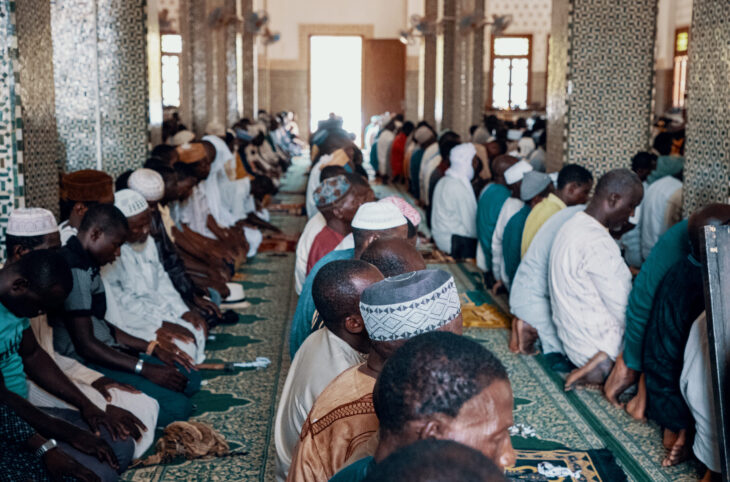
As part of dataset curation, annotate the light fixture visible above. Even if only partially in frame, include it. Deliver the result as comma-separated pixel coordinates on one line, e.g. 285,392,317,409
459,13,513,35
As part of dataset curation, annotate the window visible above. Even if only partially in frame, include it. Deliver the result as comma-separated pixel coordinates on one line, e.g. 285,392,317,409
491,35,531,110
161,34,182,108
672,28,689,109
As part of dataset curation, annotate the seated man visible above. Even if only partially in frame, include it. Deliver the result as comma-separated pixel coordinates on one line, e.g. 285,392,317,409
359,238,426,278
102,189,207,363
7,207,157,459
54,204,201,427
508,205,584,357
431,143,479,258
58,170,115,244
332,332,515,481
640,172,683,261
520,164,593,256
502,171,553,288
0,249,134,480
408,123,436,200
362,439,506,482
287,269,463,481
619,152,656,268
476,154,516,274
290,201,408,358
275,260,383,481
549,169,643,389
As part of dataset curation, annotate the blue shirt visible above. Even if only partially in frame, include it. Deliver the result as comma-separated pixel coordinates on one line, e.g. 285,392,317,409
0,302,30,398
477,184,511,272
329,456,374,482
290,248,355,358
502,205,532,287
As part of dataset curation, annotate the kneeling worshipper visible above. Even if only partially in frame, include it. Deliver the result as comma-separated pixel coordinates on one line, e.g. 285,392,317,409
508,205,585,357
476,154,517,275
681,313,721,480
408,123,437,200
58,169,115,245
491,159,533,291
286,269,464,482
549,169,644,390
362,439,507,482
639,204,730,466
639,172,683,262
501,171,553,288
417,133,442,204
376,116,397,179
520,164,593,256
275,260,384,481
6,208,157,459
289,201,408,358
430,143,479,258
0,249,135,480
331,332,515,482
101,189,208,364
358,237,427,279
307,146,352,219
53,204,202,427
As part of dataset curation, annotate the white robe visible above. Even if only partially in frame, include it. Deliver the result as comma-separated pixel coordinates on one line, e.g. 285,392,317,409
274,327,366,482
430,176,477,255
294,213,327,295
377,130,395,176
491,197,524,285
305,157,328,219
419,144,441,203
101,237,206,363
640,176,683,261
549,211,632,366
59,220,77,245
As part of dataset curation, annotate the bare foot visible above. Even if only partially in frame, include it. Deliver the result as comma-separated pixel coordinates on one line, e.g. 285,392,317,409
662,428,691,466
626,374,647,421
516,319,539,355
603,353,638,407
509,317,520,354
564,352,613,391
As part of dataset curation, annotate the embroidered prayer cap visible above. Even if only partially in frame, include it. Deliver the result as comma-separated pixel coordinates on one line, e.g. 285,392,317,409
128,168,165,202
114,189,149,218
7,208,59,237
60,170,114,202
313,175,352,208
171,130,196,146
360,269,461,342
413,125,434,144
205,122,226,138
520,171,552,202
504,159,533,185
351,201,407,231
175,142,208,164
379,196,421,227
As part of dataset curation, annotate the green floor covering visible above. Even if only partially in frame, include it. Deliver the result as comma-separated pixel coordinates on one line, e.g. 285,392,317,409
124,157,699,481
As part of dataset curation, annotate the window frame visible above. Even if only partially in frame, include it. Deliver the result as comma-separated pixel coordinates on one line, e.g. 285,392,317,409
672,27,689,109
160,33,182,108
489,33,533,110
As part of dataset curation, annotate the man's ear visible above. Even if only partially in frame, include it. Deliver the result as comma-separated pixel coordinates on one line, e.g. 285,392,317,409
10,277,30,295
344,314,364,334
418,417,448,440
607,192,621,208
10,245,30,262
89,226,104,242
360,233,379,252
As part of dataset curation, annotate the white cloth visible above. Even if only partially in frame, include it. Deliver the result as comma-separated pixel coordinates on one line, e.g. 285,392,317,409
431,177,477,255
475,184,492,271
518,137,536,159
333,233,355,251
101,237,206,363
491,197,524,284
619,181,648,268
377,130,395,176
176,185,215,238
274,328,367,482
306,156,329,219
202,135,253,227
680,313,721,473
640,176,683,261
509,205,584,355
549,211,632,366
59,220,78,245
419,143,441,202
295,213,327,294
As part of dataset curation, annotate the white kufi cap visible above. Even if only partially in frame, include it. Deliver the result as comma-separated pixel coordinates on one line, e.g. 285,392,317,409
114,189,149,218
504,159,533,185
7,208,59,236
128,168,165,202
351,201,407,230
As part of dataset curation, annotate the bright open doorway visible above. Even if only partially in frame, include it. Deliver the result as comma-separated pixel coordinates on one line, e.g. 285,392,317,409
309,35,362,145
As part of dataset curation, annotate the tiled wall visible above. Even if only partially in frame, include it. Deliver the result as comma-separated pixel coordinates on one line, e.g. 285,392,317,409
682,0,729,214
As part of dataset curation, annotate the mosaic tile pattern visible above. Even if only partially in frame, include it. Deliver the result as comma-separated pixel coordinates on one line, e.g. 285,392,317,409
189,0,208,135
14,0,60,216
225,0,240,127
545,0,570,172
682,0,730,214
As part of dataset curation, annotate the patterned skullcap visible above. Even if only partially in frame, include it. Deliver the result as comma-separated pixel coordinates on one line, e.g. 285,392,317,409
6,208,59,237
114,189,149,218
379,196,421,227
351,201,407,231
313,175,352,208
175,143,208,164
360,269,461,342
60,170,114,202
504,159,533,185
128,168,165,202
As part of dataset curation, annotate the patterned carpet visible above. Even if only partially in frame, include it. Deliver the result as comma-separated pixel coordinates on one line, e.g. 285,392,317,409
123,157,700,481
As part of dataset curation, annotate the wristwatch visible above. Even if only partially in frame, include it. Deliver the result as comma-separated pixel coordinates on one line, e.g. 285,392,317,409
134,358,145,374
36,438,58,457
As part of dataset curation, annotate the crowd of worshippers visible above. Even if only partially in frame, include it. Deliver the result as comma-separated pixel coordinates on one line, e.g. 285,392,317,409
282,112,723,481
0,110,302,480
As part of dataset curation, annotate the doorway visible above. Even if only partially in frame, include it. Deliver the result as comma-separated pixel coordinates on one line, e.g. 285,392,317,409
309,35,363,145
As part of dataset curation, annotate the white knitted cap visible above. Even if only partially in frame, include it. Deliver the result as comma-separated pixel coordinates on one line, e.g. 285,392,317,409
351,201,407,230
114,189,149,218
504,159,533,185
128,168,165,202
6,208,59,236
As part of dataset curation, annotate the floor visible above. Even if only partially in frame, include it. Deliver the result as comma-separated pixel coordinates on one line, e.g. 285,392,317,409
124,156,700,481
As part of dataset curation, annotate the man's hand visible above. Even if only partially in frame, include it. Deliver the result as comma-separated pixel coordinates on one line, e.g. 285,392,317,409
105,405,146,440
44,447,101,482
154,341,196,371
194,295,222,319
491,280,504,296
157,323,195,345
91,376,141,402
66,427,118,469
140,362,188,392
181,311,208,336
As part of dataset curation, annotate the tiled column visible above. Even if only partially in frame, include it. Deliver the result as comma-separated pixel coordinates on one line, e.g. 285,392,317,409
241,0,258,118
470,0,486,126
681,0,730,214
435,0,456,132
418,0,438,125
51,0,149,175
546,0,656,177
